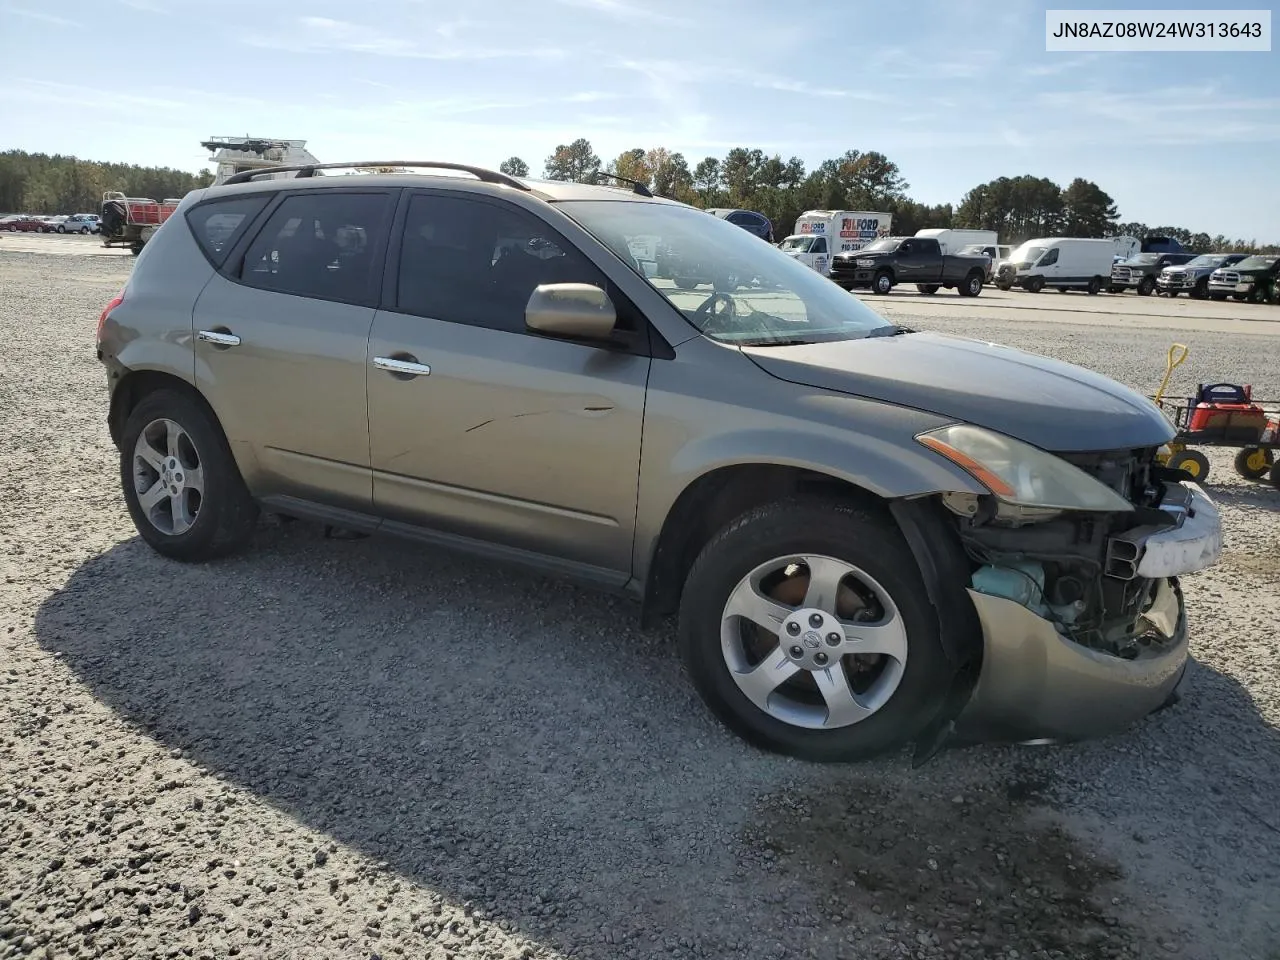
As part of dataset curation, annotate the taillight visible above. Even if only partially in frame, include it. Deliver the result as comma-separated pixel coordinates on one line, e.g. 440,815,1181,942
97,288,125,341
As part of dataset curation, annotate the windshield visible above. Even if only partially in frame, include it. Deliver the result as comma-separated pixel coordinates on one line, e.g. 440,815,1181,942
1185,255,1226,268
858,237,902,253
958,244,986,255
557,200,896,345
778,235,815,253
1009,242,1047,264
1124,253,1159,265
1235,256,1278,270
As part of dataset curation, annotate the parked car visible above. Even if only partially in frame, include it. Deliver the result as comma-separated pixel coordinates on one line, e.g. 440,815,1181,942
59,213,101,234
828,235,988,295
2,215,42,232
96,160,1221,762
40,216,69,233
705,208,774,243
959,243,1013,283
1107,252,1196,295
0,214,25,231
1155,253,1249,299
1207,255,1280,303
995,238,1115,294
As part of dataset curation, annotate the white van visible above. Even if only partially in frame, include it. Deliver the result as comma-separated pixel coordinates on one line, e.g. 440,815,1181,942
995,238,1117,294
915,228,998,256
779,210,892,275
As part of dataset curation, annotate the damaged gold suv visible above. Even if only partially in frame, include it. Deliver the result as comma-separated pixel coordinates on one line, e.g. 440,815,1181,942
96,161,1223,762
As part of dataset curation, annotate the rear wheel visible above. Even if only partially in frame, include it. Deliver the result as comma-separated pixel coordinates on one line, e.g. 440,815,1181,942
120,389,259,561
677,498,953,763
1167,449,1210,482
959,272,983,297
1234,447,1274,481
916,284,939,295
1137,276,1156,296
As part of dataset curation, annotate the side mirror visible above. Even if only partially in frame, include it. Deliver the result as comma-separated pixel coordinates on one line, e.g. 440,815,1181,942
525,283,617,341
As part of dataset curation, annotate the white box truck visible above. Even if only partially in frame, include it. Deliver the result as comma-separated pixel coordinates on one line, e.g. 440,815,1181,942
914,228,999,256
778,210,892,276
995,238,1118,294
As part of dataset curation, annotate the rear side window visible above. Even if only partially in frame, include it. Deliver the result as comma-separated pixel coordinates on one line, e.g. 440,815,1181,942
186,195,270,267
238,192,392,305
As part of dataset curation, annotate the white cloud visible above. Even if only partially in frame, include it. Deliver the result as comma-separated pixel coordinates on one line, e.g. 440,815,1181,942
243,17,566,61
4,6,80,27
549,0,688,25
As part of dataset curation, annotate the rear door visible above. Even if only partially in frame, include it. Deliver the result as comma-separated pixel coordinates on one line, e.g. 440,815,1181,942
365,188,651,581
191,188,396,512
899,238,942,283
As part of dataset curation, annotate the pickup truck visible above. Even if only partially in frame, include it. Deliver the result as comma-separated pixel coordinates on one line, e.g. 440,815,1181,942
1107,252,1196,296
1207,255,1280,303
827,236,989,296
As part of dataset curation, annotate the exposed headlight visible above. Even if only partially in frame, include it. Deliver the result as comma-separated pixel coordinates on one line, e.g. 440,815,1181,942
856,258,876,268
916,423,1134,512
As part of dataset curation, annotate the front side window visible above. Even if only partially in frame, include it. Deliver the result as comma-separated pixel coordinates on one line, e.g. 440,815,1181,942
396,193,614,334
239,192,391,304
557,199,896,346
1038,248,1060,266
812,237,827,254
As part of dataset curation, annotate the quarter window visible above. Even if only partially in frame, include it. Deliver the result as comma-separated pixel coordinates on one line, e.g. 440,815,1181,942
396,193,618,334
238,192,392,305
186,195,270,266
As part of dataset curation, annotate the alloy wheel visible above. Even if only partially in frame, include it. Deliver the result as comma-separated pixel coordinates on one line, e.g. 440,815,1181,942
719,555,908,730
132,418,205,535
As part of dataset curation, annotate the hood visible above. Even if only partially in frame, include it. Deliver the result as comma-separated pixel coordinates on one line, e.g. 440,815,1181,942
742,331,1175,452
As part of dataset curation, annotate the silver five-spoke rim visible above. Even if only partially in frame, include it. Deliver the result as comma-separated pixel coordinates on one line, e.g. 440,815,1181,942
720,555,908,730
132,418,204,536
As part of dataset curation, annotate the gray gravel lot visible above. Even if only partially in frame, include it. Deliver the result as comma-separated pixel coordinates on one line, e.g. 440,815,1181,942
2,245,1279,960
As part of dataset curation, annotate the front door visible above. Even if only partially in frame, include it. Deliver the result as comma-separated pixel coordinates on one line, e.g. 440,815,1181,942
192,188,395,510
366,190,650,580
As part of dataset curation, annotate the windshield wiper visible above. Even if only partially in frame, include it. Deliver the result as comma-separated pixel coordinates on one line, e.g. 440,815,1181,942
864,324,914,338
736,336,815,347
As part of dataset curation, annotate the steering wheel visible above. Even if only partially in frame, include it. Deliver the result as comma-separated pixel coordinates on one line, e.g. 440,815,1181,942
693,292,738,333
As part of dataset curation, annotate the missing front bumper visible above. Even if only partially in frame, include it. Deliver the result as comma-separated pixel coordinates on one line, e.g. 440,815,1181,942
950,577,1189,744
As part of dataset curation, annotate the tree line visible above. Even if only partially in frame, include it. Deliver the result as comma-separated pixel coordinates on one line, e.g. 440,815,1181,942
0,150,213,216
500,140,1277,254
3,145,1273,254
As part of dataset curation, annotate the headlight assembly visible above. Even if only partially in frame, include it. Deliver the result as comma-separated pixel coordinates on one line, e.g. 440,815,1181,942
917,423,1134,512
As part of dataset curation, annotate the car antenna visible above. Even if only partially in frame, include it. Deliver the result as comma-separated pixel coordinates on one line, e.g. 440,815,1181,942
591,172,654,198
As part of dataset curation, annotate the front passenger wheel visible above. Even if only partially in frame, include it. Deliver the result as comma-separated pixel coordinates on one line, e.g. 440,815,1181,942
677,498,952,762
120,389,259,562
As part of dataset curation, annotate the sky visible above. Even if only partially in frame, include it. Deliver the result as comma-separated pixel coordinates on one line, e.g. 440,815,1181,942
1,0,1277,239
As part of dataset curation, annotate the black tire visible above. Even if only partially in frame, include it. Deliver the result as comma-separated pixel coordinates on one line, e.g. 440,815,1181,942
120,389,259,561
1086,276,1103,295
1270,461,1280,490
677,497,954,763
996,282,1012,291
80,226,91,235
1026,276,1045,293
1137,276,1156,296
873,270,893,295
959,272,983,297
1191,278,1209,299
57,225,66,234
1056,287,1068,293
1234,447,1274,481
1167,449,1210,482
674,277,697,290
916,284,939,295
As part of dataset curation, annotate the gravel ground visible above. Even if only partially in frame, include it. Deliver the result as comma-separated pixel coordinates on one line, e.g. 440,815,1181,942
2,249,1278,960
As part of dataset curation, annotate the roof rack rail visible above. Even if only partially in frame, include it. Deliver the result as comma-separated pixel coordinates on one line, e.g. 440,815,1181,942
221,161,530,190
591,172,653,198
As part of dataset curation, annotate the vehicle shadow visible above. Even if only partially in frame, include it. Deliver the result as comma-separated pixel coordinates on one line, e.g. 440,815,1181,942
33,522,1280,959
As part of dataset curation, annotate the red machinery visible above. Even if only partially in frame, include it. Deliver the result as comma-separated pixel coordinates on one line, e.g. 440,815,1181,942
100,191,182,255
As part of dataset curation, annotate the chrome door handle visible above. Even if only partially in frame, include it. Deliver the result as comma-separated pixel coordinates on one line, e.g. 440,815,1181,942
197,329,241,347
373,356,431,377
